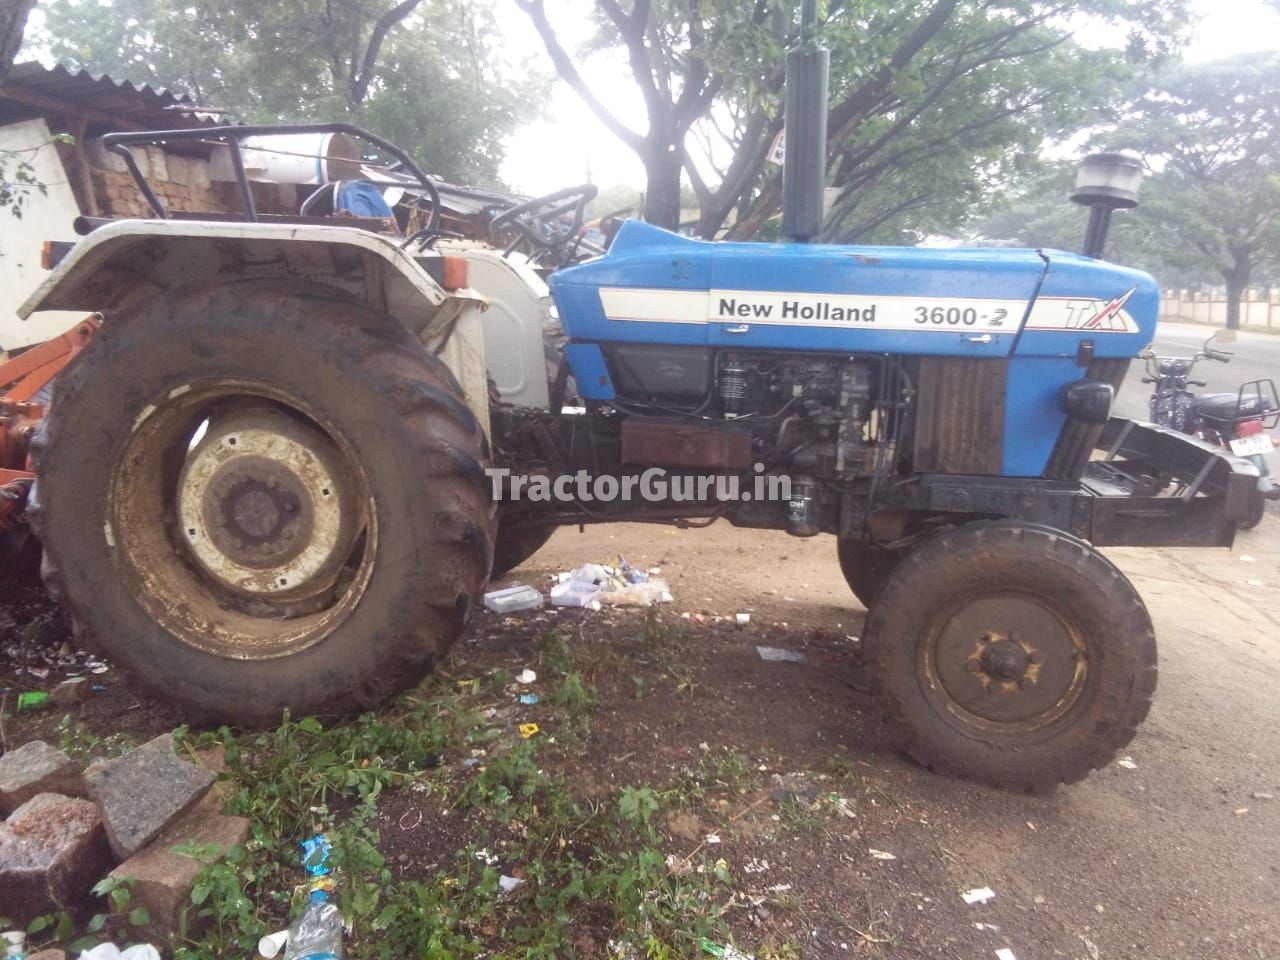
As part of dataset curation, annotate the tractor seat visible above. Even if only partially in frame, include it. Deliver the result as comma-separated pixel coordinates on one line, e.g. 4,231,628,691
333,181,395,218
298,180,400,234
1191,392,1268,421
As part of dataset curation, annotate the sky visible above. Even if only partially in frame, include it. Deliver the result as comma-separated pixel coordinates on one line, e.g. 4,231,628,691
497,0,1280,198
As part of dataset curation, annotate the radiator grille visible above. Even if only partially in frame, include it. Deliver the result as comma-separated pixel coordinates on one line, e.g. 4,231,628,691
912,358,1007,475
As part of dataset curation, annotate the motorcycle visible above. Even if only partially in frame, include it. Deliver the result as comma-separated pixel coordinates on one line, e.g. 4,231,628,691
1140,331,1280,529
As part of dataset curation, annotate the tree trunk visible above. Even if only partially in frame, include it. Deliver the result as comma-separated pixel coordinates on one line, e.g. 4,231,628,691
1222,260,1250,331
0,0,36,84
641,144,683,230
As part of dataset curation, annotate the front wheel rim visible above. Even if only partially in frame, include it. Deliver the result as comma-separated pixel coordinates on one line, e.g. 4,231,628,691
919,591,1089,734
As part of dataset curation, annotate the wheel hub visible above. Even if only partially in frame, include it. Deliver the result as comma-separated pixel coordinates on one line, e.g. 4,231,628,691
178,407,361,599
932,596,1086,728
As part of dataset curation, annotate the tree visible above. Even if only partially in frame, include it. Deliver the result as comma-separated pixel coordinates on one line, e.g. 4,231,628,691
35,0,544,184
1109,54,1280,328
0,0,35,83
978,56,1280,328
519,0,1188,239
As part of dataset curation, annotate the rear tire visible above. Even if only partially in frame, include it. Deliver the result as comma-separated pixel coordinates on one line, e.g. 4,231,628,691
836,538,901,609
30,280,495,726
864,520,1156,791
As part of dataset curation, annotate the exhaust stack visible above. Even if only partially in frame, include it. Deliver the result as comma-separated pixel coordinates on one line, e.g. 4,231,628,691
1071,152,1142,259
782,0,829,243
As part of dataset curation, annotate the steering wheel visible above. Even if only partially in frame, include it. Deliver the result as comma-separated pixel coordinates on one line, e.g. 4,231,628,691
489,184,599,261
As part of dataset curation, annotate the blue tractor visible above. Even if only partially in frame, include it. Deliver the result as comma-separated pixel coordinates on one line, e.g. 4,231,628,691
14,29,1259,791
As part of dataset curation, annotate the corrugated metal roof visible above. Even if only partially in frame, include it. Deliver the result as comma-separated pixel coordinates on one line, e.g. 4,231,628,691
0,62,222,131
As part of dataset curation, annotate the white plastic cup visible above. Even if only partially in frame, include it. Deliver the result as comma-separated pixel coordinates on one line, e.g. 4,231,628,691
258,929,289,958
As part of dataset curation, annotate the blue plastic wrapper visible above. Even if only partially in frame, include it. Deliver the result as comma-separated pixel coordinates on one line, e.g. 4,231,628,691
301,834,333,876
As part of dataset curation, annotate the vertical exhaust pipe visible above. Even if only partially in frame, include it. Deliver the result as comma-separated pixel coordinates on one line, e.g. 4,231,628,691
1070,152,1142,260
782,0,829,243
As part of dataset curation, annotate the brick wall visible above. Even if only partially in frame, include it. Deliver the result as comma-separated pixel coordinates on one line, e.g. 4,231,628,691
83,140,301,218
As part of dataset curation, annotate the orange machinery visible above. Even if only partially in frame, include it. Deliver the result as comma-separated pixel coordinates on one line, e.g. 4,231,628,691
0,317,99,534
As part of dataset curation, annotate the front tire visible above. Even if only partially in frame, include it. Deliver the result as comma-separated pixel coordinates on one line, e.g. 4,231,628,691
865,521,1156,791
836,538,902,609
31,280,494,726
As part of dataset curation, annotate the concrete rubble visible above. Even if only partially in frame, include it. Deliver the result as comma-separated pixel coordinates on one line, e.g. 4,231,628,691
0,733,243,944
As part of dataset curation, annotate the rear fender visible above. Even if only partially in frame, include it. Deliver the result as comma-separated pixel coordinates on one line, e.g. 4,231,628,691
17,218,493,434
18,219,483,341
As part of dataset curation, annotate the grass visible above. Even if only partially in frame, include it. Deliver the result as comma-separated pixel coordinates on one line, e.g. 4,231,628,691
16,624,744,960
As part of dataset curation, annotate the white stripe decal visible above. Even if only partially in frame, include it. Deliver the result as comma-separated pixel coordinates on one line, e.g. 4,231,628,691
598,287,1029,332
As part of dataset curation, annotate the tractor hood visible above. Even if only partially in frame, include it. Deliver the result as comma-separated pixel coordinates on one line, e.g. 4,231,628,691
550,221,1158,360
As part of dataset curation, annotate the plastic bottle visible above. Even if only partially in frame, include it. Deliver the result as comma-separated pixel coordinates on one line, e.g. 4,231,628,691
282,888,343,960
1,930,26,960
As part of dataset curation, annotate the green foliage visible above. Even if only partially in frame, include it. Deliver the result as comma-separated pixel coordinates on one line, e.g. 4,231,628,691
618,785,659,827
56,714,136,764
34,0,546,185
975,53,1280,322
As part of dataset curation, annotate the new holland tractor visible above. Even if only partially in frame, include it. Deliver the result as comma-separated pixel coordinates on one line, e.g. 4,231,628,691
6,33,1263,791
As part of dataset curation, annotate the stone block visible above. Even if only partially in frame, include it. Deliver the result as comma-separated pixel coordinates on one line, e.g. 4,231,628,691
0,793,113,923
108,796,250,942
85,735,215,861
0,741,85,815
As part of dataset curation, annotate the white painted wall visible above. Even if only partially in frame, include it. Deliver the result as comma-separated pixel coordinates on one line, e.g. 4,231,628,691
0,118,86,350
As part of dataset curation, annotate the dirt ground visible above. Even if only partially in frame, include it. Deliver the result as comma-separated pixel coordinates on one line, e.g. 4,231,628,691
3,506,1278,959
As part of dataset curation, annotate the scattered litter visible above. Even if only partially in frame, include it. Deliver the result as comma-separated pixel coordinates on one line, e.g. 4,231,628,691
1033,894,1046,905
766,883,792,893
555,559,672,606
1233,806,1249,816
484,584,543,613
398,808,424,831
869,849,897,861
1252,792,1275,801
705,833,721,844
962,887,996,905
26,665,49,679
550,579,603,609
1081,935,1101,960
16,691,49,712
518,692,540,705
756,645,806,664
771,772,821,805
1093,903,1105,914
1247,578,1265,587
1116,756,1137,770
257,928,289,958
699,938,754,960
995,950,1017,960
475,848,499,865
78,946,162,960
735,612,751,626
1025,821,1036,831
517,669,537,684
461,758,481,768
498,875,524,894
518,723,540,739
1240,555,1257,562
457,678,480,694
744,857,769,874
973,922,1000,932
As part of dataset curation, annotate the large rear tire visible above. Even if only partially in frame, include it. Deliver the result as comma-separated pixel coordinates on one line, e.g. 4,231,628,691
30,280,494,726
864,521,1156,791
